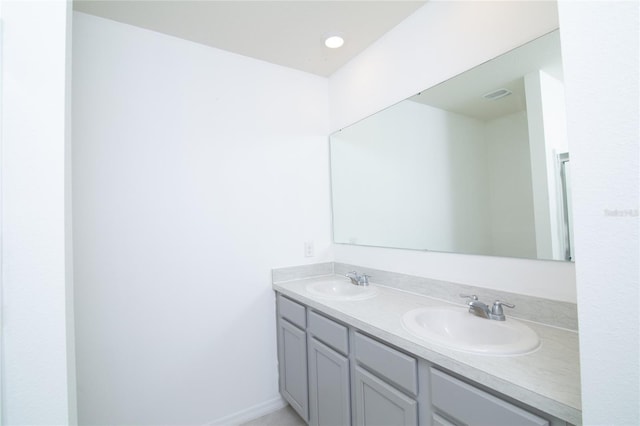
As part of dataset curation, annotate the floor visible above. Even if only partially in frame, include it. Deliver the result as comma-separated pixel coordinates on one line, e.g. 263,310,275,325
240,405,306,426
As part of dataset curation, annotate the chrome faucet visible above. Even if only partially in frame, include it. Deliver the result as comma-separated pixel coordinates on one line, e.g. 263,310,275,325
345,271,371,286
460,294,514,321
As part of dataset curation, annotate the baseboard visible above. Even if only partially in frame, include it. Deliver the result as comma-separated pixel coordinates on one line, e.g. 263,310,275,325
206,396,288,426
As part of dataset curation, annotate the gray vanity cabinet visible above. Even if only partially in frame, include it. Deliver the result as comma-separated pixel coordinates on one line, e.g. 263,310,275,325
307,311,351,426
276,292,571,426
277,295,309,421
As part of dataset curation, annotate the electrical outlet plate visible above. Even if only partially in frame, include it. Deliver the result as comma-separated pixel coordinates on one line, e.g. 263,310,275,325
304,241,314,257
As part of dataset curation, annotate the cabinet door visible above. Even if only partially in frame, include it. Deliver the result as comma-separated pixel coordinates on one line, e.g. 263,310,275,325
354,366,418,426
278,318,309,421
308,338,351,426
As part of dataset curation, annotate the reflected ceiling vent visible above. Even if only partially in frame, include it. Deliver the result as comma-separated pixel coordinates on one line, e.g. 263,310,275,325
482,88,512,101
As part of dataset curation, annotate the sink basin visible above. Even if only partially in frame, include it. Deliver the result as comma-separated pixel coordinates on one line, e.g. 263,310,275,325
306,279,378,301
402,306,540,356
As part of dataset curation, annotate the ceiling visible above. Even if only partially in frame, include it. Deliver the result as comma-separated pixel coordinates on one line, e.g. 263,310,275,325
73,0,427,77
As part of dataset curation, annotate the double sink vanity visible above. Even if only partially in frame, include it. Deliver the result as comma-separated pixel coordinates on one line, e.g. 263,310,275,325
273,264,581,426
274,27,581,426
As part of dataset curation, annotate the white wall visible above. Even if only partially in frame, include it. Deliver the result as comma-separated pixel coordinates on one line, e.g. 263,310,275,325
329,0,577,303
72,12,331,425
485,111,537,258
558,1,639,424
0,0,77,424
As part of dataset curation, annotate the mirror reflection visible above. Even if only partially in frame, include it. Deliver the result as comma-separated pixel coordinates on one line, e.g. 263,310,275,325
330,30,574,261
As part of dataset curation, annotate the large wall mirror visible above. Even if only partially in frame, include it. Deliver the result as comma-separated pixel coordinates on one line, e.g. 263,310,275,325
330,30,574,262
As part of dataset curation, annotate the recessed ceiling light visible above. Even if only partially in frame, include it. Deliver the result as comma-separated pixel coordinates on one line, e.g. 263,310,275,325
325,35,345,49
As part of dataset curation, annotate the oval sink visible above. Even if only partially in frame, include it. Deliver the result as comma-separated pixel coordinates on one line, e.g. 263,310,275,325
402,306,540,356
306,279,378,301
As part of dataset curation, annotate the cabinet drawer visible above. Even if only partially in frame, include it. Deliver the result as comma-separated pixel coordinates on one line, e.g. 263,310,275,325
308,311,349,355
431,368,549,426
278,294,306,329
354,332,418,396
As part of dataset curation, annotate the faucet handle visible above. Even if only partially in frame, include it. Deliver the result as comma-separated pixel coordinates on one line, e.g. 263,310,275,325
460,294,478,302
491,300,515,319
360,274,371,285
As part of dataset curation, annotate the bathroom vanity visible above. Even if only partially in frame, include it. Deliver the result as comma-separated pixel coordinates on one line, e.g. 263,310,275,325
273,272,581,426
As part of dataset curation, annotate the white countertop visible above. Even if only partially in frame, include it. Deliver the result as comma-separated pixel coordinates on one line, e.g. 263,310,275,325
273,275,582,425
